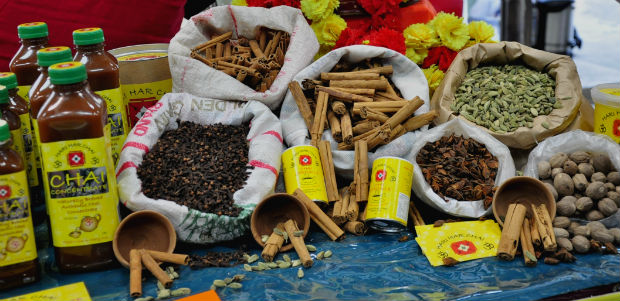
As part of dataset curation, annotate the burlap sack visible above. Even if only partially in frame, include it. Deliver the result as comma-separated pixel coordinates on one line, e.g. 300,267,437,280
431,41,582,149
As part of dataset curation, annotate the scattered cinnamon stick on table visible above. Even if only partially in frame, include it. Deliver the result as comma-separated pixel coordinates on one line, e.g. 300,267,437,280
140,249,173,288
147,250,189,265
130,249,142,297
283,219,313,268
261,223,286,262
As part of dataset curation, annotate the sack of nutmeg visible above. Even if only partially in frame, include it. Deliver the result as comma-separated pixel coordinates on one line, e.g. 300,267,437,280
169,5,319,110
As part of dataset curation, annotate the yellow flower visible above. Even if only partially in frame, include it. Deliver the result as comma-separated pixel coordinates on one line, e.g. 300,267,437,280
468,21,495,43
406,47,429,64
301,0,340,22
403,23,440,49
311,13,347,48
429,12,469,51
231,0,248,5
423,64,445,96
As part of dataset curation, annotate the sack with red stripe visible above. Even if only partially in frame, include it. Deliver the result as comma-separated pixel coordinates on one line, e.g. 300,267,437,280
169,5,319,110
116,93,282,243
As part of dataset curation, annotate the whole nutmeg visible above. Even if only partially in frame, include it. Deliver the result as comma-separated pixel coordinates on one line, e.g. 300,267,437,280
592,154,612,174
574,225,591,237
604,183,616,192
542,179,553,186
607,171,620,186
591,172,607,183
568,221,581,234
554,173,574,196
586,181,607,200
597,198,618,216
553,216,571,228
553,227,570,239
544,183,558,201
575,197,594,212
571,235,590,253
557,237,573,252
572,174,588,191
552,168,564,179
607,191,620,207
557,199,576,216
562,160,578,176
617,186,620,194
578,163,595,178
569,151,591,164
550,153,569,168
591,229,614,244
559,195,577,205
586,221,607,233
608,228,620,245
538,161,552,179
586,210,604,221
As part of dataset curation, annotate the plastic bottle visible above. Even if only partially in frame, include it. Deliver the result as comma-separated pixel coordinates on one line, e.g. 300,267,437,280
9,22,49,102
0,86,25,163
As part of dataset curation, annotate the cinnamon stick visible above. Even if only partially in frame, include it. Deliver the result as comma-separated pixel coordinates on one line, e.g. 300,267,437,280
346,192,359,221
259,30,267,51
382,97,424,130
331,101,347,115
531,203,557,252
318,140,339,203
360,107,390,123
520,217,537,267
317,86,374,102
320,72,380,81
249,40,265,58
147,250,189,265
332,87,375,95
310,91,329,147
193,31,233,51
367,128,391,150
224,42,232,57
353,120,380,135
497,202,527,261
357,140,369,202
264,31,282,57
340,111,353,146
293,188,345,241
409,201,425,227
331,200,345,225
140,249,172,288
352,101,409,114
375,91,404,102
130,249,142,298
330,79,387,90
261,223,285,262
283,219,313,268
350,65,393,75
215,42,223,58
381,76,399,97
344,221,366,235
289,81,314,130
529,216,542,248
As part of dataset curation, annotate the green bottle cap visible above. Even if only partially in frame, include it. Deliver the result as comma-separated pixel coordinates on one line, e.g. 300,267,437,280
0,120,10,142
49,62,87,85
0,86,8,104
0,73,18,90
17,22,48,39
37,46,73,67
73,27,105,46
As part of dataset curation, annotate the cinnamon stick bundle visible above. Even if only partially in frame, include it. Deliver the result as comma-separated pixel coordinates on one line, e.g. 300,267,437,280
283,219,313,268
344,221,366,235
531,203,557,252
140,249,172,288
294,188,345,241
357,140,369,203
261,223,285,262
497,202,527,261
311,92,329,147
520,217,537,267
318,140,339,203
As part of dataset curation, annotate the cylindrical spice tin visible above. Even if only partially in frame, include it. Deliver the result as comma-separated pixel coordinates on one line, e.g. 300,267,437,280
281,145,328,204
365,156,414,232
108,44,172,128
591,83,620,143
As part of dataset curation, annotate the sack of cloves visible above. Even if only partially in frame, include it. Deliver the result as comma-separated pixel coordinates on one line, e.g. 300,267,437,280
116,93,282,243
169,5,319,110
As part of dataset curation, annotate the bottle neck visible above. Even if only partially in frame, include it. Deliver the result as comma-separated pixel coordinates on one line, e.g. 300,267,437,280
75,43,105,54
55,80,89,93
8,89,18,97
21,36,49,47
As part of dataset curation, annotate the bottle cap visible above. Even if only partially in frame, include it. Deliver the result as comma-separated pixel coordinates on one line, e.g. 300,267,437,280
0,120,9,142
0,86,8,104
0,73,18,90
17,22,49,39
49,62,87,85
73,27,105,45
37,46,73,67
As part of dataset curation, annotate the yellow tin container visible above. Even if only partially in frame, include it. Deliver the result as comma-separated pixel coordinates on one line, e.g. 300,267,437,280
365,156,413,232
592,83,620,143
281,145,328,204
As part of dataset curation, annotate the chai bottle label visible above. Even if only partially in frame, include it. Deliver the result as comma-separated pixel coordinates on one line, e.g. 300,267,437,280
96,87,128,165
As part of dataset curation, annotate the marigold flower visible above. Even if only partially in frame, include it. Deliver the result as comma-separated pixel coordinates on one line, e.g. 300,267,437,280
301,0,340,22
429,12,469,51
311,13,347,48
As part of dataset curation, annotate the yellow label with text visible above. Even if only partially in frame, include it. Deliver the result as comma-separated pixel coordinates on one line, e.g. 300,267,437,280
40,129,120,247
31,119,42,170
117,52,167,62
121,78,172,127
9,128,26,164
0,170,37,267
366,157,413,226
594,102,620,143
16,85,31,103
601,88,620,96
1,282,92,301
282,145,328,203
18,113,37,186
95,87,128,165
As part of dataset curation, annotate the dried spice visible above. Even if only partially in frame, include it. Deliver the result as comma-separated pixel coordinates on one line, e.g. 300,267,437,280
138,122,252,217
188,250,247,269
417,135,498,209
452,65,558,133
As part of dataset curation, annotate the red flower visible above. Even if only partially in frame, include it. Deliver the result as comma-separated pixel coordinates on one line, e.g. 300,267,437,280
367,28,406,54
334,27,367,49
422,46,459,71
358,0,401,30
246,0,300,8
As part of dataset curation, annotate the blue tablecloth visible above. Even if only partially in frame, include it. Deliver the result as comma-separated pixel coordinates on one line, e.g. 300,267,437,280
1,230,618,301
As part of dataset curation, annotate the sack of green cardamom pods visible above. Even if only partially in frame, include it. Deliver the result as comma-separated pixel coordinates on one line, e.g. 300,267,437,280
431,41,590,149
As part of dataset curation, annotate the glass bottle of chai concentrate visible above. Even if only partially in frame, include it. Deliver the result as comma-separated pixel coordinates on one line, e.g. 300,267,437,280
0,86,26,165
37,62,120,272
0,119,39,289
73,27,128,165
9,22,50,102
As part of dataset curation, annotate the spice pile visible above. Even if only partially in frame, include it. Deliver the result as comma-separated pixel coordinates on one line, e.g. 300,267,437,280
416,135,498,208
452,65,559,133
138,122,252,217
290,58,437,151
188,249,247,269
190,28,290,92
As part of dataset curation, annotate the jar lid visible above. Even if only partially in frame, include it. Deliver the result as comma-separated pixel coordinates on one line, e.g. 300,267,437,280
0,120,9,142
37,46,73,67
73,27,105,46
0,73,18,90
49,62,87,85
17,22,48,39
0,85,8,104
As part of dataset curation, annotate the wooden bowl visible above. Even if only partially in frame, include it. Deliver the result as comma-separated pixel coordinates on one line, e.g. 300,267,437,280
492,176,556,226
251,193,310,252
113,210,176,268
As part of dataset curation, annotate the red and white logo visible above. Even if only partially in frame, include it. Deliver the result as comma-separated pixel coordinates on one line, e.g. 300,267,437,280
68,151,85,167
451,240,477,255
0,186,11,199
613,120,620,137
375,170,386,181
299,155,311,166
